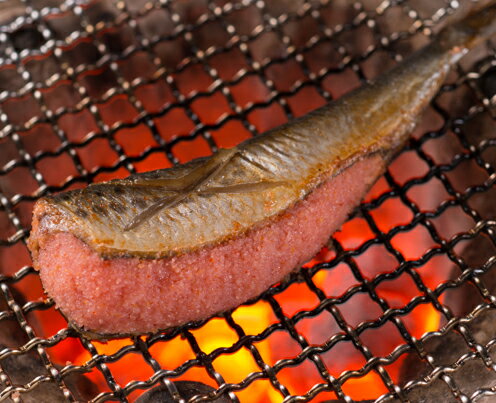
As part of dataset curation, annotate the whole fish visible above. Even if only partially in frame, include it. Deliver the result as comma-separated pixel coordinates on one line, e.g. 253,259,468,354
28,5,496,336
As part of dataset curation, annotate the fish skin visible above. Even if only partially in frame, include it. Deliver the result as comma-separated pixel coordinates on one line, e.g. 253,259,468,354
29,5,496,261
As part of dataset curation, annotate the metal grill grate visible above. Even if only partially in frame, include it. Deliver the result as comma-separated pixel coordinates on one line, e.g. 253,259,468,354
1,0,496,401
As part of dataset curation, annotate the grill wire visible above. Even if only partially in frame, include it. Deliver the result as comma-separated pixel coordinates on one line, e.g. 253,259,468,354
1,0,496,401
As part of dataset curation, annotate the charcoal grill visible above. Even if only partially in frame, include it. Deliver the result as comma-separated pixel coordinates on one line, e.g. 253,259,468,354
1,0,496,401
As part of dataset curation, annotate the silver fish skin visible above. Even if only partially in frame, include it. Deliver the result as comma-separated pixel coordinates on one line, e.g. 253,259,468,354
29,5,496,260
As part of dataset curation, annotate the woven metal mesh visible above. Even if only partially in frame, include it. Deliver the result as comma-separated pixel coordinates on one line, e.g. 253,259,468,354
0,0,496,401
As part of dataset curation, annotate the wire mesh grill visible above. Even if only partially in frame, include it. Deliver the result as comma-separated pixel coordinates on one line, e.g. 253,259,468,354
1,0,496,401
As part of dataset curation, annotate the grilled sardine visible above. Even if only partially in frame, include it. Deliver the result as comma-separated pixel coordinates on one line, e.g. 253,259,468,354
28,5,496,336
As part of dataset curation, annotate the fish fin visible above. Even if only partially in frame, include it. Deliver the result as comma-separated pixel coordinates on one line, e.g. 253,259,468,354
124,148,239,231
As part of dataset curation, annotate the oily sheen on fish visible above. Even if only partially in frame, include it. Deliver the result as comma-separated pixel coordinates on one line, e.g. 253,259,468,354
28,5,496,336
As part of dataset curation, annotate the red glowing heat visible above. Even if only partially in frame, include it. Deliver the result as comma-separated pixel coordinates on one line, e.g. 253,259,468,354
6,47,461,402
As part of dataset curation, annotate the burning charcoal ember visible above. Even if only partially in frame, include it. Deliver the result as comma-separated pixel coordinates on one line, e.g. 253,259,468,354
28,3,496,337
136,381,231,403
2,0,496,401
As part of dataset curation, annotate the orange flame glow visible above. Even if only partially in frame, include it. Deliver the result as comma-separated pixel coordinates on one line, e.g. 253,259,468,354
32,63,453,402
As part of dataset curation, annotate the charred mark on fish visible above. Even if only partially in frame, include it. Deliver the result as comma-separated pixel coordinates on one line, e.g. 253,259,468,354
124,147,289,231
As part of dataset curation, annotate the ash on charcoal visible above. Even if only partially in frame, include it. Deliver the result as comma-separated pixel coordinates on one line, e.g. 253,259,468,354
442,69,496,319
136,381,231,403
0,352,97,403
396,309,496,402
397,75,496,401
324,400,375,403
399,311,496,395
0,286,97,402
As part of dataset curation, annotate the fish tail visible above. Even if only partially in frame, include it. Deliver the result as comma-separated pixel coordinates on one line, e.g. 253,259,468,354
438,4,496,58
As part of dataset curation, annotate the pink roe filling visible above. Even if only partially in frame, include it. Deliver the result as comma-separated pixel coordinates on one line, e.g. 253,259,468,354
35,156,383,334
